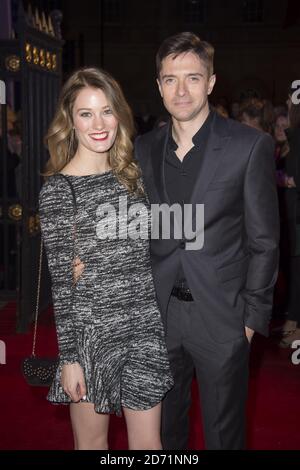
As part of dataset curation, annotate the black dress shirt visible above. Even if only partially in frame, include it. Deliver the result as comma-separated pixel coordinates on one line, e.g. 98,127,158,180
165,111,212,287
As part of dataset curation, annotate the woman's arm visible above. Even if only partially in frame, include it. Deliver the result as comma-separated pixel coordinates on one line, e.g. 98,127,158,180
39,176,79,365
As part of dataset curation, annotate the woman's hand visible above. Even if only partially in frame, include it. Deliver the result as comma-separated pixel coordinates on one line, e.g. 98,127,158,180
61,362,87,402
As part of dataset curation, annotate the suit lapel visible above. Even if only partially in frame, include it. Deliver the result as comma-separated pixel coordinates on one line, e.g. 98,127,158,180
151,121,171,203
150,113,231,206
189,112,231,204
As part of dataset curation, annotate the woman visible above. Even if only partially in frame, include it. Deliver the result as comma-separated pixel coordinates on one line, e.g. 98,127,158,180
39,67,173,449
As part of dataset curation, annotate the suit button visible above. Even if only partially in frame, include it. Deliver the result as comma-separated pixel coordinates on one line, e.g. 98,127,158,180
179,240,186,249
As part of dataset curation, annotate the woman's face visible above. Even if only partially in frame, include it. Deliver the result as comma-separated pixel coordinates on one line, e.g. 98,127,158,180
274,115,288,142
72,86,118,157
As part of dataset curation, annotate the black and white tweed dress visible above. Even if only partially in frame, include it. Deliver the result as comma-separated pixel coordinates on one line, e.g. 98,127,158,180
39,171,173,416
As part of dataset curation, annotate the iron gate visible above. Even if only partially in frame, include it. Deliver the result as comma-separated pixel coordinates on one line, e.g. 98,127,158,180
0,1,63,331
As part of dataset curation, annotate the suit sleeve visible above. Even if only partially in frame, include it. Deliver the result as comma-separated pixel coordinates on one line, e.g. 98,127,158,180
134,135,142,163
243,134,280,336
39,177,79,364
290,132,300,188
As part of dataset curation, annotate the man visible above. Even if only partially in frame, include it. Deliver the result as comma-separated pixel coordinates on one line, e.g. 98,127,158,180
134,32,279,449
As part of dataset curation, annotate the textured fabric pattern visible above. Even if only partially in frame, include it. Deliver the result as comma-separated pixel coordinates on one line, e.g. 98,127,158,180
39,171,173,415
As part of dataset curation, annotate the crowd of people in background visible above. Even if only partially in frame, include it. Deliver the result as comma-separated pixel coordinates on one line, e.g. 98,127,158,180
134,86,300,349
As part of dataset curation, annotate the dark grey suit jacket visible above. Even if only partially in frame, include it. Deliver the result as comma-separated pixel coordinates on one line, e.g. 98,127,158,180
135,111,279,343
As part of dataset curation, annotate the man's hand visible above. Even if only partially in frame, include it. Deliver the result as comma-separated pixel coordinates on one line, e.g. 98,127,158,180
61,362,87,402
245,326,255,344
286,176,296,188
73,257,85,284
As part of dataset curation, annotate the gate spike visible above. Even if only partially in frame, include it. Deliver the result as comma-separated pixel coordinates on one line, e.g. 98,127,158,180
41,12,49,34
48,16,54,36
34,8,42,31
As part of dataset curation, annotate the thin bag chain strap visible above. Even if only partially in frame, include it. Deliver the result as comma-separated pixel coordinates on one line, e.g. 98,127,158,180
31,237,43,356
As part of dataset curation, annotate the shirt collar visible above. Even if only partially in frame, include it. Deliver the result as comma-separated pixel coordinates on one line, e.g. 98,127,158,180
168,110,213,151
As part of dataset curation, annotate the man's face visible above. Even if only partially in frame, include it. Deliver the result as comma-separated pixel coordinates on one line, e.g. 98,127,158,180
157,52,216,123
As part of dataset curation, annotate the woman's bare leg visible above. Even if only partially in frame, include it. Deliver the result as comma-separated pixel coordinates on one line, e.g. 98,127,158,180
123,403,162,450
70,402,110,450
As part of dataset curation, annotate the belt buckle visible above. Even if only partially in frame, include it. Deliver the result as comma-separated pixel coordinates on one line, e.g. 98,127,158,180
172,285,193,301
180,287,191,301
183,289,191,301
178,289,185,301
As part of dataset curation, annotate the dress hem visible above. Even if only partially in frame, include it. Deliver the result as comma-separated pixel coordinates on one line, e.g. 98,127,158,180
47,377,174,417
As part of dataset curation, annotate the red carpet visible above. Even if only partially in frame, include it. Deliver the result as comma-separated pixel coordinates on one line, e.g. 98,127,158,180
0,302,299,450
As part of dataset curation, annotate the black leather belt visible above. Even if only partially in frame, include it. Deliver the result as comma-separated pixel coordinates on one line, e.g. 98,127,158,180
171,286,194,302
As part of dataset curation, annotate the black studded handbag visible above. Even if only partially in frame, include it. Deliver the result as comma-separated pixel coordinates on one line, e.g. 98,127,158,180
21,356,58,387
21,240,59,387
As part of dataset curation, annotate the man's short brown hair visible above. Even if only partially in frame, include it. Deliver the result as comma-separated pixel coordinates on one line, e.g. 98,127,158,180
156,31,214,79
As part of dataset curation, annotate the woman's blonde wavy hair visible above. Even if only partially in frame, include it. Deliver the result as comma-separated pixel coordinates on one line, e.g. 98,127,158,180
44,67,142,194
